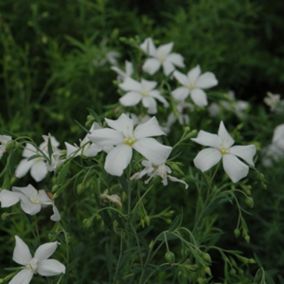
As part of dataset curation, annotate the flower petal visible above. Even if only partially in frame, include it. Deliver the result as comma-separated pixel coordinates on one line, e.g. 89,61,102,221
133,138,172,164
140,38,156,56
30,160,48,182
196,72,218,89
13,236,32,266
89,128,123,146
15,159,33,179
174,71,189,85
230,145,256,166
35,242,58,261
187,65,201,84
222,154,249,183
157,42,173,57
192,130,221,148
167,53,184,67
9,269,33,284
104,144,133,176
19,196,41,215
50,204,61,222
0,190,21,208
142,58,161,75
163,61,175,76
142,96,157,114
12,184,38,199
22,143,37,158
134,117,165,139
190,89,208,107
150,91,169,107
172,87,190,101
105,113,134,137
65,142,79,158
37,259,66,276
119,92,142,106
218,121,234,148
193,148,222,172
119,77,141,92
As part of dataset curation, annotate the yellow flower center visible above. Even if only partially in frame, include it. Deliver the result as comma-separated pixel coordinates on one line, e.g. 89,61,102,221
141,90,149,97
30,196,41,204
220,147,229,156
123,137,136,146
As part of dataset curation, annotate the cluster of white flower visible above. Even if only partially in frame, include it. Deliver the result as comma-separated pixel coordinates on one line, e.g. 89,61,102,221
263,124,284,166
0,37,263,283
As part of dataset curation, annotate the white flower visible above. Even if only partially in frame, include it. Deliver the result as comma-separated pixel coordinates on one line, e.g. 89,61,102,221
106,51,120,65
272,124,284,151
15,135,62,182
0,135,12,159
65,123,111,159
0,184,60,222
264,92,281,111
140,38,184,76
172,65,218,107
111,60,134,81
192,122,256,183
100,190,122,208
131,160,188,188
9,235,65,284
119,77,168,114
88,114,172,176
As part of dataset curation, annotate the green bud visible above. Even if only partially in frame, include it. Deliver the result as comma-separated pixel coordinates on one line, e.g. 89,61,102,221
234,228,240,238
245,197,254,208
83,217,93,228
244,234,250,243
202,253,211,263
77,183,85,194
1,213,9,221
165,251,175,263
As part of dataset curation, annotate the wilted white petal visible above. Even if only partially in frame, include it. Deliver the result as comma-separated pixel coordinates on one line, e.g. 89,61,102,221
89,129,123,146
222,154,249,183
9,269,33,284
172,87,190,101
104,144,133,176
230,145,256,166
13,236,32,265
30,160,48,182
196,72,218,89
142,58,161,75
15,159,33,178
134,117,165,139
193,148,222,172
190,89,208,107
192,131,221,148
37,259,66,276
0,190,21,208
142,96,157,114
35,242,58,261
218,121,234,148
119,92,142,106
133,138,172,164
119,77,142,92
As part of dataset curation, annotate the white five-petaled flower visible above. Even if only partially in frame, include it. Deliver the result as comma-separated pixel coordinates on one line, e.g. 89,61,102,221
65,123,112,158
15,135,62,182
192,122,256,183
172,65,218,107
0,135,12,159
88,114,172,176
131,160,188,189
140,38,184,76
0,184,60,222
111,60,134,81
119,77,168,114
9,236,65,284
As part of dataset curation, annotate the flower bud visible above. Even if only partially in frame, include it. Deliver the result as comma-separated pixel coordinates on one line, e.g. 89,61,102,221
165,251,175,263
